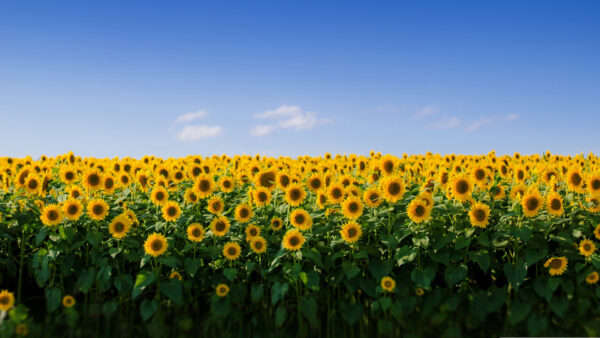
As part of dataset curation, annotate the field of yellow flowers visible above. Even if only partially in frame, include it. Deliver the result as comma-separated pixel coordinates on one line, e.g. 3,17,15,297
1,151,600,337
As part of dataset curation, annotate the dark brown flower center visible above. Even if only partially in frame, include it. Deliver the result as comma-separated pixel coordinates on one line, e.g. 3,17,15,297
310,179,321,189
227,247,237,256
67,205,79,215
289,236,300,246
387,182,401,195
199,180,211,192
155,192,165,201
240,208,249,218
259,172,275,188
473,209,486,222
592,179,600,190
114,222,124,232
294,214,305,224
332,188,342,199
105,178,114,189
250,228,258,236
584,244,592,251
47,210,59,221
550,258,562,269
258,192,268,202
348,202,359,213
253,241,263,250
28,179,38,189
65,172,74,180
168,207,177,217
415,205,425,217
215,221,226,232
475,169,485,180
88,174,100,186
151,239,163,251
347,227,357,238
290,189,301,201
192,228,201,237
571,173,582,186
525,197,539,211
93,205,104,215
550,198,561,210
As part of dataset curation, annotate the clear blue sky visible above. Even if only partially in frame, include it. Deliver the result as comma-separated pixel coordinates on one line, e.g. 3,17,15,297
1,1,599,158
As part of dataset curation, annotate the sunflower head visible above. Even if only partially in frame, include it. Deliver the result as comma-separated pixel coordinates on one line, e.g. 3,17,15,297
270,217,283,231
521,190,543,217
0,290,15,311
62,295,76,308
207,196,225,214
285,183,306,207
307,173,324,192
150,186,169,206
290,209,313,230
109,215,131,239
341,196,364,220
468,202,490,228
194,175,214,198
223,242,241,261
252,187,272,207
544,257,568,276
451,175,472,201
579,239,596,257
327,183,345,204
586,271,599,284
83,170,103,190
245,224,261,239
170,271,183,281
250,236,267,254
380,276,396,292
282,229,305,251
219,177,235,192
210,216,230,237
144,233,168,257
235,204,253,223
407,199,431,224
184,188,199,204
255,169,277,190
340,221,362,244
216,284,230,297
161,201,181,222
547,192,564,216
41,204,63,226
187,223,205,242
567,168,585,193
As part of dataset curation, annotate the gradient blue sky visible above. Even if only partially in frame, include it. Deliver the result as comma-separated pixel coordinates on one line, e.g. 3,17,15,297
1,1,599,158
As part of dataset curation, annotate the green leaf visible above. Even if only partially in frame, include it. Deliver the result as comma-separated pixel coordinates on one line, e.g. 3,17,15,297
342,261,361,280
114,275,133,294
470,251,490,272
525,247,547,266
397,246,418,266
379,297,392,311
158,256,180,268
368,259,393,280
411,265,437,288
251,284,264,302
160,279,183,306
301,297,318,326
302,248,323,268
132,272,157,299
527,313,548,336
275,306,287,327
102,301,118,317
140,299,159,322
445,264,468,286
503,261,527,291
45,287,61,313
300,270,320,291
271,281,289,306
77,267,96,294
223,268,238,282
509,300,531,325
342,302,363,325
549,296,569,318
184,258,201,277
533,278,553,302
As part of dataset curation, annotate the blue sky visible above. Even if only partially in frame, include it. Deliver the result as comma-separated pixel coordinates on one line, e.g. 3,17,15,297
1,1,599,158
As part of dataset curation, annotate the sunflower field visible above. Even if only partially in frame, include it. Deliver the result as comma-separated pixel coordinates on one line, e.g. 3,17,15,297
1,151,600,337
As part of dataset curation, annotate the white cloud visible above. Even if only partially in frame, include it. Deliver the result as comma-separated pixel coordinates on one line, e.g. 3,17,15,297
250,105,332,136
465,118,494,132
414,104,439,119
250,124,277,136
430,117,460,129
177,125,222,141
175,110,208,123
506,113,520,121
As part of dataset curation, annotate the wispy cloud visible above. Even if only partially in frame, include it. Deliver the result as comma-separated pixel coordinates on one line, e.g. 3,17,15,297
506,113,520,121
177,125,222,141
251,105,332,136
430,117,460,129
175,110,208,123
414,104,439,119
465,118,494,132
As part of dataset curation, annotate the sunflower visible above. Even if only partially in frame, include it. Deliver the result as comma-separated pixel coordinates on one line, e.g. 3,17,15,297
521,190,543,217
468,202,490,228
290,209,313,230
340,221,362,244
341,196,364,219
380,176,405,203
471,166,489,187
579,239,596,257
170,271,182,281
451,175,473,202
0,290,15,311
316,192,328,209
250,236,267,254
415,288,425,296
207,196,225,214
24,173,41,194
216,284,230,297
417,190,434,210
86,198,109,221
588,173,600,196
193,174,214,199
276,171,292,190
150,186,169,206
136,171,150,191
509,184,527,201
546,192,564,216
60,199,83,221
15,323,28,336
109,215,131,239
187,223,205,242
59,166,78,184
326,183,345,204
544,257,568,276
83,170,103,191
218,176,235,192
380,276,396,292
62,295,75,308
122,209,138,227
407,199,431,223
270,217,283,231
306,173,324,192
252,187,272,207
282,229,305,251
285,183,306,207
596,225,600,241
223,242,241,261
102,174,117,194
245,224,261,240
210,216,230,237
184,188,199,204
586,271,599,284
255,169,277,190
491,185,506,200
41,204,63,226
588,195,600,213
566,168,585,193
379,155,397,176
235,204,253,223
66,184,84,199
144,233,168,257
